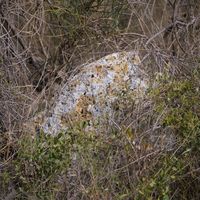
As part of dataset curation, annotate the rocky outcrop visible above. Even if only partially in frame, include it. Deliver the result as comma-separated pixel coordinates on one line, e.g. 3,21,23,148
41,51,148,135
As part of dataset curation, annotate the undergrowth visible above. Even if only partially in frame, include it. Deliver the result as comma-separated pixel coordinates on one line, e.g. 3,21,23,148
136,72,200,200
1,71,200,199
1,0,200,199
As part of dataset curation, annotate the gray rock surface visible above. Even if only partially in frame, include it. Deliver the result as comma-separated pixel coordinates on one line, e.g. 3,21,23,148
42,51,148,135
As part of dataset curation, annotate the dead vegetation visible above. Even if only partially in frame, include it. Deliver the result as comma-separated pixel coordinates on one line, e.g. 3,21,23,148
0,0,200,199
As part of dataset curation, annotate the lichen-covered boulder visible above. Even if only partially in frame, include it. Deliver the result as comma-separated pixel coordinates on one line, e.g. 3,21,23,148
42,51,148,135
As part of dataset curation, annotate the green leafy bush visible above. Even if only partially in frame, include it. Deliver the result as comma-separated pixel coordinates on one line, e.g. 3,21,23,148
15,132,73,198
136,73,200,199
12,123,134,199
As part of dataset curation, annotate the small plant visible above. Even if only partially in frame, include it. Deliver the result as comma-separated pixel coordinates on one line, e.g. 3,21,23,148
14,132,73,198
137,154,186,200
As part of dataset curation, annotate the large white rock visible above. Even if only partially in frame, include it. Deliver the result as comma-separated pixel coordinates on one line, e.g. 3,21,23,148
42,51,148,135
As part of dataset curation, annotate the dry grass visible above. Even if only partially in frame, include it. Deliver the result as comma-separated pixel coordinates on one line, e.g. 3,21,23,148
0,0,200,199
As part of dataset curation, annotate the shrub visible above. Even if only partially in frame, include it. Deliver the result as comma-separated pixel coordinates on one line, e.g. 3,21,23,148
15,132,73,198
136,73,200,199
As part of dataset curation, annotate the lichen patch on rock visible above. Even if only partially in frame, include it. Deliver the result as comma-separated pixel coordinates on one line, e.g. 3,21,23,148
42,51,148,135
